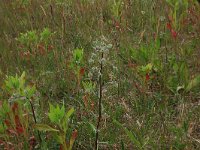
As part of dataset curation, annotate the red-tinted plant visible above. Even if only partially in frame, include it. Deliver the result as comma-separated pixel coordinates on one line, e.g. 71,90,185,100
72,129,78,140
166,22,177,39
14,115,24,134
167,22,172,30
12,102,18,114
79,67,85,76
171,29,177,39
4,119,10,127
29,136,36,149
145,73,150,81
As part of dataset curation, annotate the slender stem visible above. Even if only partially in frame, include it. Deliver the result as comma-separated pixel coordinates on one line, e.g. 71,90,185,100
29,99,42,143
95,52,103,150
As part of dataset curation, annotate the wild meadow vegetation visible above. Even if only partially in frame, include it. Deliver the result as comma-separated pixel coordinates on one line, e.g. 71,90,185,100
0,0,200,149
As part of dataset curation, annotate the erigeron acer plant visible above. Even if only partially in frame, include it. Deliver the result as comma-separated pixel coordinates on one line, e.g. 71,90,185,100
87,36,112,149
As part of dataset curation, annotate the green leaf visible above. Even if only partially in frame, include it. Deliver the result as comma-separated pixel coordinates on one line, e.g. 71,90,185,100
0,122,7,133
88,122,96,134
34,124,59,132
40,28,52,43
121,140,125,150
72,48,84,65
62,108,74,133
4,72,26,93
124,128,142,149
48,103,65,124
0,101,10,117
140,63,153,73
54,134,64,144
186,75,200,92
113,119,142,149
66,108,74,119
48,103,56,122
25,85,36,98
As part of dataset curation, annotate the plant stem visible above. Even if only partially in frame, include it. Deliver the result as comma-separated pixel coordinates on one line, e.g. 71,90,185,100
29,99,42,143
95,52,103,150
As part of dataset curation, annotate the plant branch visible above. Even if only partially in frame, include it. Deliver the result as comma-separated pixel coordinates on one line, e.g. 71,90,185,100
29,99,42,143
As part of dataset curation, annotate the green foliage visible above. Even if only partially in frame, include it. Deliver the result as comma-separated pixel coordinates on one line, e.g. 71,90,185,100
55,0,72,5
0,101,10,119
48,103,65,123
4,72,36,101
17,31,38,48
0,73,38,149
130,39,160,65
40,28,54,44
166,0,189,29
35,103,76,150
186,75,200,92
82,81,96,94
113,119,147,150
71,48,84,67
34,124,59,132
139,63,153,74
169,122,189,149
20,0,30,6
4,71,25,93
110,0,123,19
166,0,189,8
17,28,54,54
0,0,200,149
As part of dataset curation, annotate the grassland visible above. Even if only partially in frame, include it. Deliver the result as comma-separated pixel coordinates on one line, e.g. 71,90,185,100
0,0,200,149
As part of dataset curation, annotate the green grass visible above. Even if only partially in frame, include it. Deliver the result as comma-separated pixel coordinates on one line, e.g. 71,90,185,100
0,0,200,149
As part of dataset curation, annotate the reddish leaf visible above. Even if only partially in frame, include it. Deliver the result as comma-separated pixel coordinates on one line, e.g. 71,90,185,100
48,45,54,52
14,115,21,126
115,21,120,29
83,95,88,107
146,73,150,81
4,119,10,127
80,68,85,76
72,129,78,140
90,102,95,111
166,22,172,30
171,29,177,39
60,145,63,150
16,126,24,134
29,136,36,148
12,102,18,114
0,139,4,145
14,115,24,134
38,44,46,55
